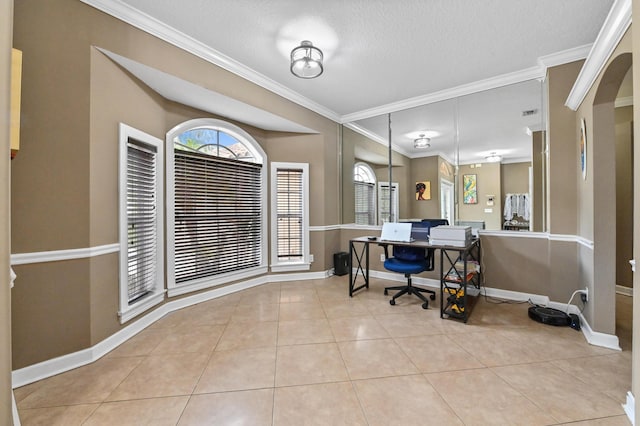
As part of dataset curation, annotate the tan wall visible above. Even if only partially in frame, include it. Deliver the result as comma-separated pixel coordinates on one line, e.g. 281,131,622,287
501,162,530,195
1,0,13,422
481,235,550,294
615,109,633,288
12,0,340,369
547,61,582,236
545,61,584,328
458,163,501,230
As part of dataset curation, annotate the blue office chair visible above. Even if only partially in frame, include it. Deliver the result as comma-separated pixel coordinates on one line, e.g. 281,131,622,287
383,245,436,309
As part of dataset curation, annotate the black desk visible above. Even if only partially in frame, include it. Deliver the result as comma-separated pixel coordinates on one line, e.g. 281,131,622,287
348,236,481,322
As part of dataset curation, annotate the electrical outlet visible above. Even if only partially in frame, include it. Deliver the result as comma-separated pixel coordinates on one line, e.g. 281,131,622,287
380,254,385,262
309,254,314,262
582,286,588,303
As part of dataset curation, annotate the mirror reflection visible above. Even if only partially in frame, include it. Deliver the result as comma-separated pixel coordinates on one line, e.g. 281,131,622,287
342,79,546,232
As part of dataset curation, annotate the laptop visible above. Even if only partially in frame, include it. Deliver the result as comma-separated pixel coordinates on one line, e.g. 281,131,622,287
380,222,413,242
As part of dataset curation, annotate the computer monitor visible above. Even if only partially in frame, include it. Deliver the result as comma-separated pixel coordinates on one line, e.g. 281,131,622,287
410,219,449,241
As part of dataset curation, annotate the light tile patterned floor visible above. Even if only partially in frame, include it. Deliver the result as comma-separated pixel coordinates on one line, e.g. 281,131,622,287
15,276,632,425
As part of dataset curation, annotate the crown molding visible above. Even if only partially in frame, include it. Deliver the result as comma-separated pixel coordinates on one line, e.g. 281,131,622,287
340,65,545,123
80,0,341,123
343,122,411,158
342,44,594,123
565,0,632,110
537,44,593,69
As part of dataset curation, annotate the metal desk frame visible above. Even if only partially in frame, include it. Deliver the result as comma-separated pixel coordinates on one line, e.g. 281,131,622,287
348,236,481,322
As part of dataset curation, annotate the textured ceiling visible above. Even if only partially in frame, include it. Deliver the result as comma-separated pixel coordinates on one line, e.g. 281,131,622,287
96,0,616,162
116,0,613,118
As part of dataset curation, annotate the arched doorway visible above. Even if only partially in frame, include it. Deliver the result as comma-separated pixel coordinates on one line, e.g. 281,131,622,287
592,52,633,348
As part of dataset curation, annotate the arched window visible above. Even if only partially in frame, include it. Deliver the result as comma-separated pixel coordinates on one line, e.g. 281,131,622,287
166,118,267,295
354,162,376,225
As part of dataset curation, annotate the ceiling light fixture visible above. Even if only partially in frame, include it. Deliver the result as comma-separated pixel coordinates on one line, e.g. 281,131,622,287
414,134,431,149
485,153,502,162
290,40,323,79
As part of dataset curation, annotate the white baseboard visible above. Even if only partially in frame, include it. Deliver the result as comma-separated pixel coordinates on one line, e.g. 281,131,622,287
12,390,20,426
545,301,621,351
623,391,635,425
12,270,331,388
12,269,624,388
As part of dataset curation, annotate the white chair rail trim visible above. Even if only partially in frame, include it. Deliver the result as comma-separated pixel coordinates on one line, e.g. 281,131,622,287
10,243,120,265
10,228,596,266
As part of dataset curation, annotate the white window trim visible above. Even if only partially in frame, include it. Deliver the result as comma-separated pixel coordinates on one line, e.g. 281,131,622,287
270,162,310,272
165,118,268,296
118,123,165,323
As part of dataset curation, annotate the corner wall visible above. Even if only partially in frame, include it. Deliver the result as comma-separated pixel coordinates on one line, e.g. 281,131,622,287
1,0,14,422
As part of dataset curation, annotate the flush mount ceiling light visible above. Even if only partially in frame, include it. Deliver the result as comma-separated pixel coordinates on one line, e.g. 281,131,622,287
290,40,323,79
485,153,503,162
414,134,431,149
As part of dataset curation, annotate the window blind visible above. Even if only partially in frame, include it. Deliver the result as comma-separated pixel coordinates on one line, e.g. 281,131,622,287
276,168,303,260
378,183,397,223
174,150,262,283
127,141,158,304
354,181,375,225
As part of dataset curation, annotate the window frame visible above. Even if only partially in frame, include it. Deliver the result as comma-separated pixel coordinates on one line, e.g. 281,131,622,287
165,118,268,297
270,162,310,272
118,123,165,323
378,181,399,224
353,162,377,225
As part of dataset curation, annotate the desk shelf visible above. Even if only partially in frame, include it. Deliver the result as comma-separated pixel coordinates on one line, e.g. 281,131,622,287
439,240,481,323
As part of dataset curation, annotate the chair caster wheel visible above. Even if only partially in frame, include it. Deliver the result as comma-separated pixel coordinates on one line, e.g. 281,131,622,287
430,294,436,300
422,302,429,309
389,299,395,306
384,289,388,295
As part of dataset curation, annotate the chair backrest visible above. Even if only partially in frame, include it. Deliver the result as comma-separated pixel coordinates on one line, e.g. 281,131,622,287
392,245,435,271
392,245,426,261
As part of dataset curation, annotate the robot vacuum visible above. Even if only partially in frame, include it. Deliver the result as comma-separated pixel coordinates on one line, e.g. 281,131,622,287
528,305,572,327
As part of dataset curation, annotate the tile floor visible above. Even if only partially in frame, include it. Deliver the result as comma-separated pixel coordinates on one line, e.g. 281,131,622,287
15,276,632,425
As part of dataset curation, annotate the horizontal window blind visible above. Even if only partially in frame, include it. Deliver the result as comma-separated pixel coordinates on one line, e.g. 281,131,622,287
378,184,397,223
276,168,303,260
354,181,375,225
127,141,158,304
174,150,262,283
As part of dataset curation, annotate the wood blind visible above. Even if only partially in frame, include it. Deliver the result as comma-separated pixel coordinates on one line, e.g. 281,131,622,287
174,150,262,283
127,141,158,304
378,184,397,223
276,168,303,260
354,181,375,225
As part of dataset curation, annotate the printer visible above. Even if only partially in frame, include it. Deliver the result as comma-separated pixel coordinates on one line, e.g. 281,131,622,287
429,225,472,247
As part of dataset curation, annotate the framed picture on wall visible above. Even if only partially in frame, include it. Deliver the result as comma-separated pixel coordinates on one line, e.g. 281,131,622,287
415,181,431,200
580,118,587,180
463,174,478,204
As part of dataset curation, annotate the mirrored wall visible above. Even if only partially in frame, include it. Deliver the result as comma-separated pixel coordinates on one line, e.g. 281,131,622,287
342,79,546,232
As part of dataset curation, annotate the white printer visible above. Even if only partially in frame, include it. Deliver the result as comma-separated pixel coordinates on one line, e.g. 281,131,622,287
429,225,472,247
